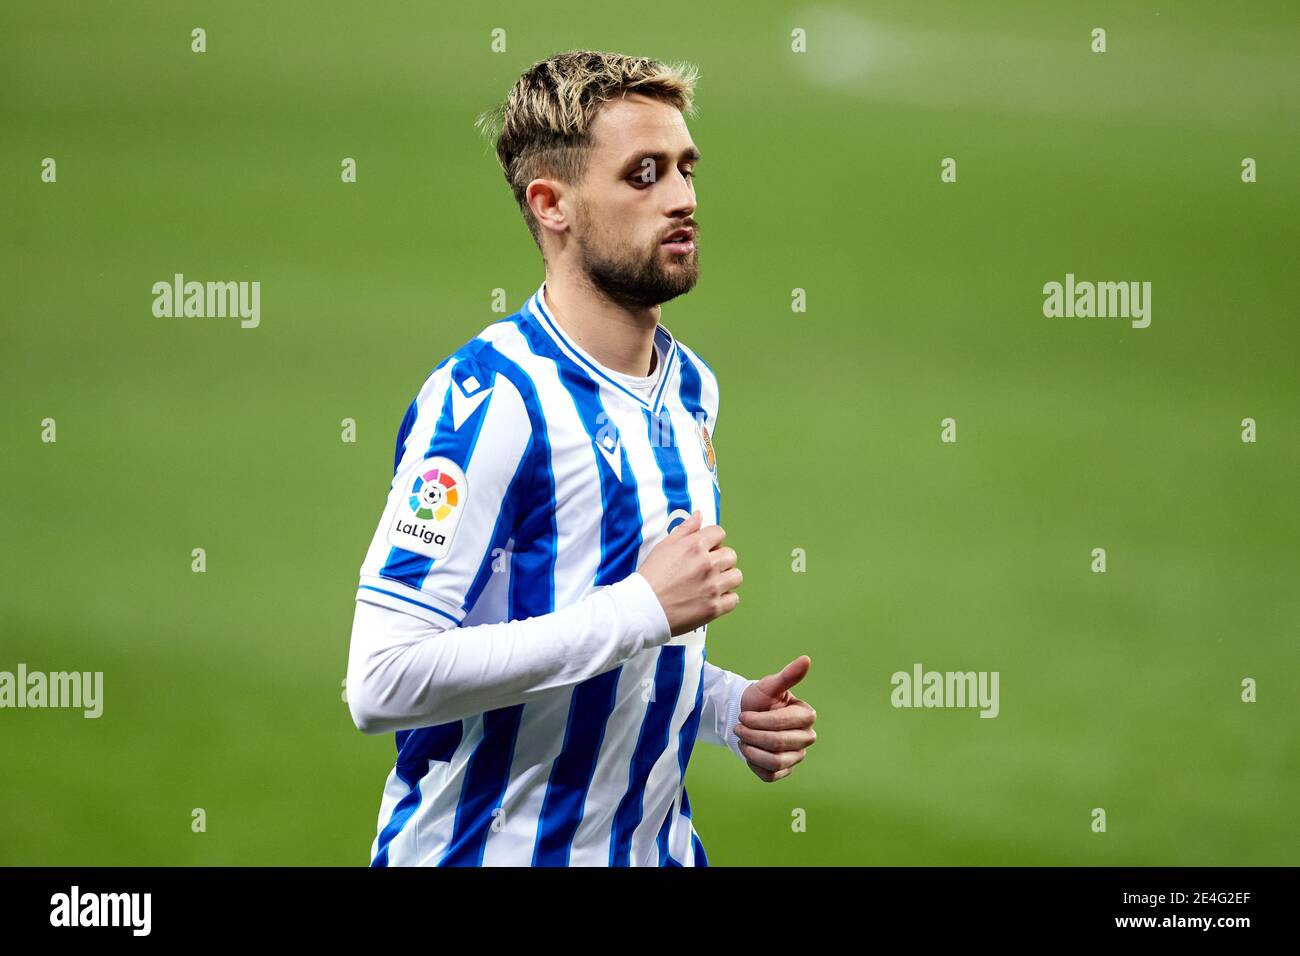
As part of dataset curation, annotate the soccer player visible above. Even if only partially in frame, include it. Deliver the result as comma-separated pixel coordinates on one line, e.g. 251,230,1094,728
346,50,817,867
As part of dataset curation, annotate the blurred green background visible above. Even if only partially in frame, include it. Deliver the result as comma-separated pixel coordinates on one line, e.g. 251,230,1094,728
2,1,1297,865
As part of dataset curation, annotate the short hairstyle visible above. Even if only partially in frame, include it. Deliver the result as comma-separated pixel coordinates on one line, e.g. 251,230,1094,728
478,50,699,246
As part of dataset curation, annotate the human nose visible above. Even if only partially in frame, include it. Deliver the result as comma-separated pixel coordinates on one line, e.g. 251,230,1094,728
664,167,696,220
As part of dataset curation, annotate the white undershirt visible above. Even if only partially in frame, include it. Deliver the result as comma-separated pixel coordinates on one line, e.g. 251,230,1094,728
349,575,754,762
577,333,664,401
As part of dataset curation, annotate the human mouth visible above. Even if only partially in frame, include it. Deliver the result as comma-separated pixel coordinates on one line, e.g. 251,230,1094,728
661,227,696,256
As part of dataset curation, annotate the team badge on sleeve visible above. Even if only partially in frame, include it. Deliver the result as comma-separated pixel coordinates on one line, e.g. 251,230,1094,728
386,456,467,560
699,423,718,485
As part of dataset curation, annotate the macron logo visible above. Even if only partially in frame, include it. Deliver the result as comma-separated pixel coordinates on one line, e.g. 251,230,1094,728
50,886,151,937
451,375,492,430
595,432,623,481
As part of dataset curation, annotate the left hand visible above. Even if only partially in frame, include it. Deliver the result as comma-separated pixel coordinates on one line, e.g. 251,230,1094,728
734,655,817,782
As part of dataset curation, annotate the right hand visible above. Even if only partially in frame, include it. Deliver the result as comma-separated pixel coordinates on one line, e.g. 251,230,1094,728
637,511,742,637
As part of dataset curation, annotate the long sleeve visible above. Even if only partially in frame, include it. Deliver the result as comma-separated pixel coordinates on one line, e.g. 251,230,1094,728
346,571,672,734
697,660,758,763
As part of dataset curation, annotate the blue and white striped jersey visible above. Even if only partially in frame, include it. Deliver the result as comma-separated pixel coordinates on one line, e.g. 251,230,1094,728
355,281,731,866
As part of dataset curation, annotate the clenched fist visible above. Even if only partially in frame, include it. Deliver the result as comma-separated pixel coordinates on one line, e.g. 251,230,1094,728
637,510,742,636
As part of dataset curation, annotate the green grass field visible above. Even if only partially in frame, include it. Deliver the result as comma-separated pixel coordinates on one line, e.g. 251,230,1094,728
2,1,1297,865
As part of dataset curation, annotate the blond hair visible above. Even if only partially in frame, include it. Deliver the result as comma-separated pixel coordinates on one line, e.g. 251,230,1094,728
478,50,699,245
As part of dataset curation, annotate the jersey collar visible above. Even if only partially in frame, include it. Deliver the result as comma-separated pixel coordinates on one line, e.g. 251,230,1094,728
525,281,678,414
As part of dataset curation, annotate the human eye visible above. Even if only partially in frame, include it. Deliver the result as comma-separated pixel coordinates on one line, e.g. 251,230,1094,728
628,158,659,187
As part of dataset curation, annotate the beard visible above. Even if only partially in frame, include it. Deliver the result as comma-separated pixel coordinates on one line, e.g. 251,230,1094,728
575,214,699,309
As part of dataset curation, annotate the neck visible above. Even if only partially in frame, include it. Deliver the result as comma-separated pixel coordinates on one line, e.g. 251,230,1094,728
542,262,660,377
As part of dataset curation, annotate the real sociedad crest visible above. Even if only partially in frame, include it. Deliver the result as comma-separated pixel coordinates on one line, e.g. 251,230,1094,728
699,422,717,485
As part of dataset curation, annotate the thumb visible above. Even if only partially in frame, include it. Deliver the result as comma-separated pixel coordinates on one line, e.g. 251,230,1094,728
671,510,702,536
754,655,811,702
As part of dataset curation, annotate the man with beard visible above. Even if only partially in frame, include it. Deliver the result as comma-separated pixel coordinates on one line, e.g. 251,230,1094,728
346,50,817,867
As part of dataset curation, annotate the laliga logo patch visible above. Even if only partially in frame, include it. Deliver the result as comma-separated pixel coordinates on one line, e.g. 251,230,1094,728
387,456,466,560
699,423,718,485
